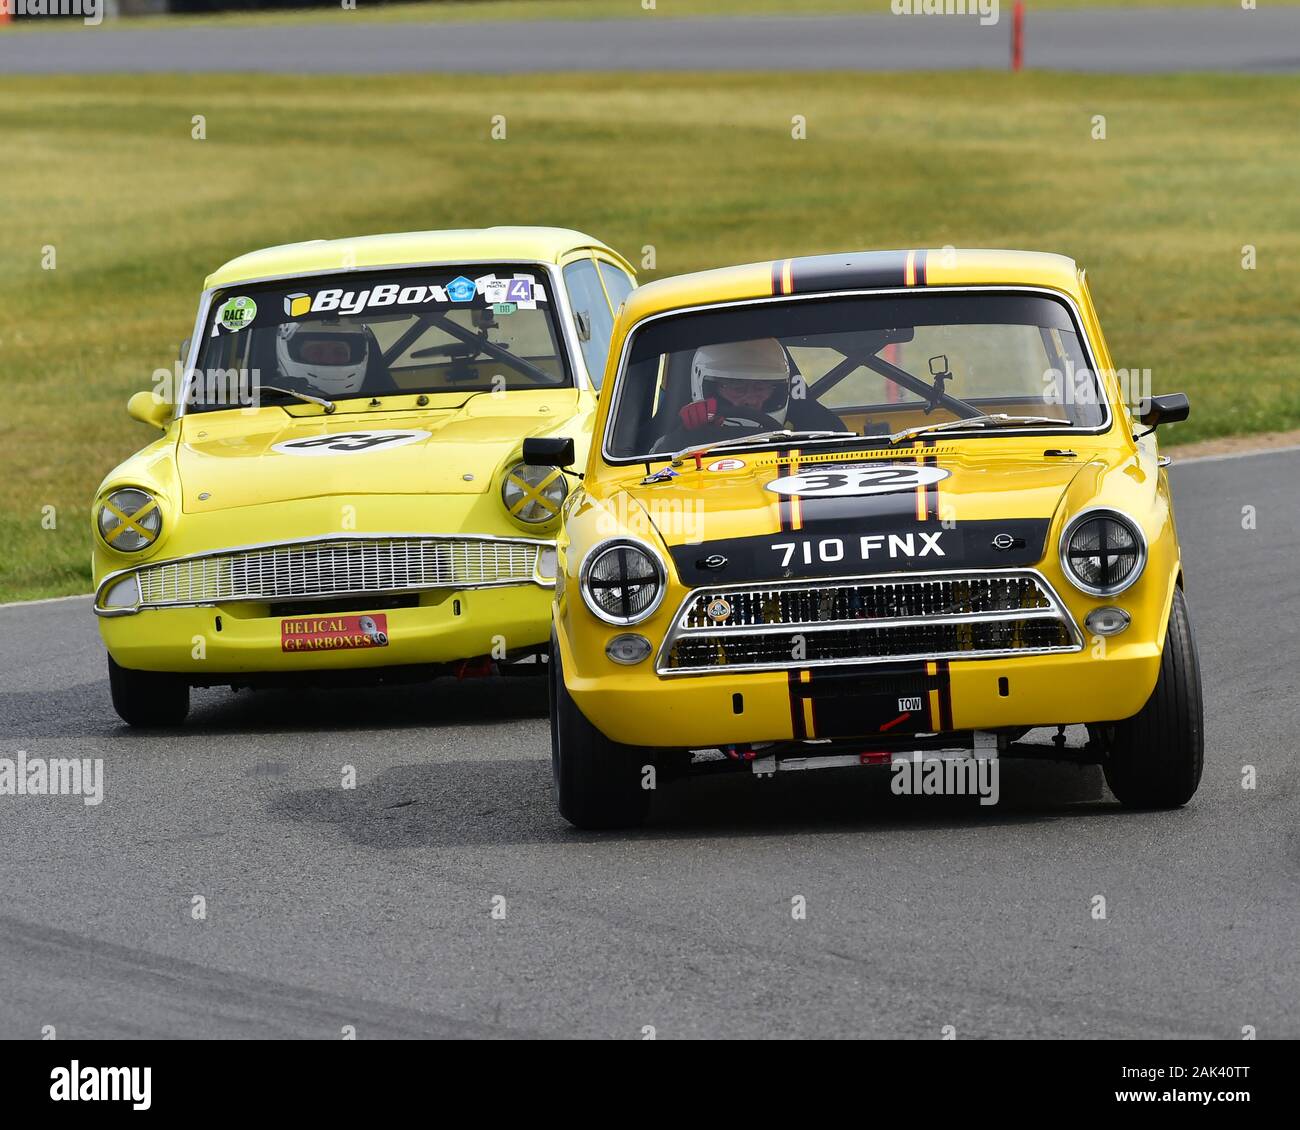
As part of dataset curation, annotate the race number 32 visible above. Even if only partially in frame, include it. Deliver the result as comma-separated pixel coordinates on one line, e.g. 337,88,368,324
766,464,949,497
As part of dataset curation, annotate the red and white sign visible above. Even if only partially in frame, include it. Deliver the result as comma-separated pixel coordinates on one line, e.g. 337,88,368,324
281,614,389,652
706,458,747,472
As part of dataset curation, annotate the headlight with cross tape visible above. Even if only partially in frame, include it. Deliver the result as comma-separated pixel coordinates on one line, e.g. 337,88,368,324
97,488,163,552
501,462,568,526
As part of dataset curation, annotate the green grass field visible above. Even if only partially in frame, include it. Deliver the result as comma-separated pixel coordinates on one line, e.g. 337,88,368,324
3,0,1291,33
1,70,1296,601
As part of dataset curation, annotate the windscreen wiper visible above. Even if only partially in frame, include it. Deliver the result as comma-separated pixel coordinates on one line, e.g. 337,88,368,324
258,385,337,414
887,414,1071,446
670,429,858,465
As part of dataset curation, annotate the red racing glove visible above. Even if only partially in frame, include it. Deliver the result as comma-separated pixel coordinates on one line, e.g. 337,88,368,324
678,398,718,430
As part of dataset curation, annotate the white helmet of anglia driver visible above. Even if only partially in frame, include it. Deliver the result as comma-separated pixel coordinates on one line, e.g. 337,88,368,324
690,338,791,425
275,321,369,396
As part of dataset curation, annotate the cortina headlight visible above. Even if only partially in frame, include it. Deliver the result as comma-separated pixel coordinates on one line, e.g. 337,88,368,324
580,539,666,626
1060,509,1146,596
97,488,162,552
502,462,568,524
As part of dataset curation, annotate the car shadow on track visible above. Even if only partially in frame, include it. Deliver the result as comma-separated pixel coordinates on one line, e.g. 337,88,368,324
270,755,1117,850
0,675,550,740
185,676,550,735
0,680,124,739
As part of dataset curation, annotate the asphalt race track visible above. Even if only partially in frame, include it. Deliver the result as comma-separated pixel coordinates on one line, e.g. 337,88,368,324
1,447,1298,1039
3,9,1300,75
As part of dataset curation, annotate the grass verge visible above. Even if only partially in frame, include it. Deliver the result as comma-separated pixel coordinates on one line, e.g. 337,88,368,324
1,69,1295,600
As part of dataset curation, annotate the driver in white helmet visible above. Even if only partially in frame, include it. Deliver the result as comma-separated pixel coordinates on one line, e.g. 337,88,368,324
652,337,845,453
273,321,372,399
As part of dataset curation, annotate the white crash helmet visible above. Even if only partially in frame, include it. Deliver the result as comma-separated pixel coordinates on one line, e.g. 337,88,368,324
275,321,370,396
690,338,791,426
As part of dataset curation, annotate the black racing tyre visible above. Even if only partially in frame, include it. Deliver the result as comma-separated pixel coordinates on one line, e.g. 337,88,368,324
1102,586,1203,808
549,634,651,830
107,654,190,728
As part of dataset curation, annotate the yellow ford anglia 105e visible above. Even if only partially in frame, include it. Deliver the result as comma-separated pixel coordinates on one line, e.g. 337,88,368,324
530,248,1202,828
93,227,636,726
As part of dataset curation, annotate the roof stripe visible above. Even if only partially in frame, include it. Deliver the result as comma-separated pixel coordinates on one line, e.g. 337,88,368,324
788,249,911,294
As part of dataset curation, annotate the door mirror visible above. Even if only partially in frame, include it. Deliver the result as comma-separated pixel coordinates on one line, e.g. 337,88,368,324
1139,392,1190,428
127,390,171,430
177,338,191,364
522,436,575,468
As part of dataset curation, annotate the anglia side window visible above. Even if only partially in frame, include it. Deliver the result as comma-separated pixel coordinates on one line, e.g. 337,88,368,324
563,258,617,386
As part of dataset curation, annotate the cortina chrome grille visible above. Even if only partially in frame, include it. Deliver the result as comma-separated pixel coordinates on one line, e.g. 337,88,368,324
121,536,545,610
658,571,1081,675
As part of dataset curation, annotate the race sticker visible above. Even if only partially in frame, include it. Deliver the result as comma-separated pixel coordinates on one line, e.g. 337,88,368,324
707,458,747,472
282,614,389,652
271,430,431,456
766,463,950,497
479,274,545,309
493,302,518,316
488,275,533,301
446,275,476,302
217,296,257,332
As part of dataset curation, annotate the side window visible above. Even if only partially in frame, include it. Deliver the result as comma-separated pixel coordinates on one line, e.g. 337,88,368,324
598,261,635,316
563,258,616,387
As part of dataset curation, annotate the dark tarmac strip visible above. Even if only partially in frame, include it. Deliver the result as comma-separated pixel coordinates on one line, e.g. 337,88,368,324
0,448,1297,1038
3,9,1299,76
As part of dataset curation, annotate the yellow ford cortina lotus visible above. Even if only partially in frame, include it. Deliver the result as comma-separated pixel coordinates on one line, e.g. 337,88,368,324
532,248,1202,828
93,227,636,726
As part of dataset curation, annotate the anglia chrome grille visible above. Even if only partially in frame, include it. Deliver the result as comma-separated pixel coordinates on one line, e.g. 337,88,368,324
118,535,547,610
658,570,1081,675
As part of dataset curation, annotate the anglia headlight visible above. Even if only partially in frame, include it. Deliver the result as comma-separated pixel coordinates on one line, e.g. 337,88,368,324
502,462,568,524
1060,509,1146,596
97,488,162,552
580,539,666,626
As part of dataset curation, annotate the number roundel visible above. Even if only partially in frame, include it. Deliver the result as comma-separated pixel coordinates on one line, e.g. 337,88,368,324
271,430,431,456
765,463,950,497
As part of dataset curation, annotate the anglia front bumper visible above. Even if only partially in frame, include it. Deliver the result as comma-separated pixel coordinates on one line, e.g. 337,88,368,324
100,582,554,675
96,531,558,675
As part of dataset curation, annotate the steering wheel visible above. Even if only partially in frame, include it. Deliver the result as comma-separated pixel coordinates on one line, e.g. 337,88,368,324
714,410,785,433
